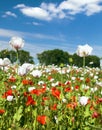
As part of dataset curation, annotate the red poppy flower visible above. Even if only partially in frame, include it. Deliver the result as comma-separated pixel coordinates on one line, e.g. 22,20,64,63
92,111,100,118
22,79,29,85
37,115,47,125
75,85,80,90
51,104,57,110
24,92,29,97
30,89,42,96
96,98,102,104
30,87,46,96
85,78,90,83
26,96,36,106
8,76,16,82
28,80,34,85
51,87,61,99
2,89,13,98
47,76,53,81
64,87,71,92
0,109,5,114
67,102,77,109
42,97,49,101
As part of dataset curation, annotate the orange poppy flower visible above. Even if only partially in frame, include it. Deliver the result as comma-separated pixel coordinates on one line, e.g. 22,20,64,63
2,89,13,98
0,109,5,114
51,87,61,100
37,115,47,125
67,102,77,109
26,96,36,106
51,104,57,110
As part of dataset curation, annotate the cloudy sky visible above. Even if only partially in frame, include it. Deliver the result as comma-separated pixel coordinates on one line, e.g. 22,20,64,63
0,0,102,63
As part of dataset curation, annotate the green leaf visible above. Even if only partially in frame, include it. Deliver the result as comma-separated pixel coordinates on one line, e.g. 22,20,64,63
13,106,23,122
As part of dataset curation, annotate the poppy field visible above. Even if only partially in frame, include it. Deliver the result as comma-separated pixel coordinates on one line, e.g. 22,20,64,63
0,38,102,129
0,63,102,130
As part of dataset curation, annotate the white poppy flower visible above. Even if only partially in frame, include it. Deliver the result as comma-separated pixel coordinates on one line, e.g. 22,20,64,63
22,63,34,72
7,95,13,101
76,44,93,57
0,58,11,66
9,36,24,50
18,66,27,76
79,96,89,106
30,70,42,77
11,85,17,89
28,87,35,92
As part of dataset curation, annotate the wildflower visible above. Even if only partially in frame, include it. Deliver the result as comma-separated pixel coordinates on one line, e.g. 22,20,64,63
0,109,5,114
22,79,29,85
67,102,77,109
79,96,89,106
7,95,13,101
76,44,93,57
26,96,36,106
28,87,35,92
9,36,24,50
85,78,90,83
30,70,42,77
64,87,72,92
11,85,17,89
9,76,16,82
22,63,34,72
51,104,57,110
0,58,11,67
96,98,102,104
37,115,47,125
42,97,49,101
75,85,80,90
51,87,61,99
92,111,100,118
2,89,13,98
18,66,27,76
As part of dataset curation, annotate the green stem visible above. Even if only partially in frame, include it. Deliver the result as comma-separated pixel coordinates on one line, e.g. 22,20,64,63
16,50,19,64
87,123,102,129
83,56,85,68
33,108,37,130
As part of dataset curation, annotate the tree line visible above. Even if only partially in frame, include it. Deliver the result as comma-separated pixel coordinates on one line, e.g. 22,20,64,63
0,49,101,67
0,49,34,64
37,49,100,67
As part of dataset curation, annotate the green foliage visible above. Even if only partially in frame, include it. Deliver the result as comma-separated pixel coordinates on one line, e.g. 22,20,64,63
37,49,100,67
37,49,70,65
72,53,100,67
0,49,34,64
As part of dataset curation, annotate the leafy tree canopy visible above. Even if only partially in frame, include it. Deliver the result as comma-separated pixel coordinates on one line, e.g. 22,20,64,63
37,49,70,66
0,49,34,64
37,49,100,67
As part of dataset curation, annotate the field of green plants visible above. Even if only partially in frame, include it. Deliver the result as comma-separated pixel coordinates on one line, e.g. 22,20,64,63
0,63,102,130
0,37,102,130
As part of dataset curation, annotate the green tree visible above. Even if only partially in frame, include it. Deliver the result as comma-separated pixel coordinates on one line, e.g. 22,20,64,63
37,49,70,65
37,49,100,67
0,49,34,64
72,53,100,67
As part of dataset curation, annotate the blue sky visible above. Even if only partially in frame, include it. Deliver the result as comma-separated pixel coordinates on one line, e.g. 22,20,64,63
0,0,102,63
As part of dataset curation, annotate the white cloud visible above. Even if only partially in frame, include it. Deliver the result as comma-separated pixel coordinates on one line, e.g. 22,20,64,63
0,28,23,37
14,0,102,21
59,0,102,15
85,3,102,16
20,7,51,21
2,11,17,18
0,40,11,51
14,4,26,9
32,22,42,26
0,28,66,42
